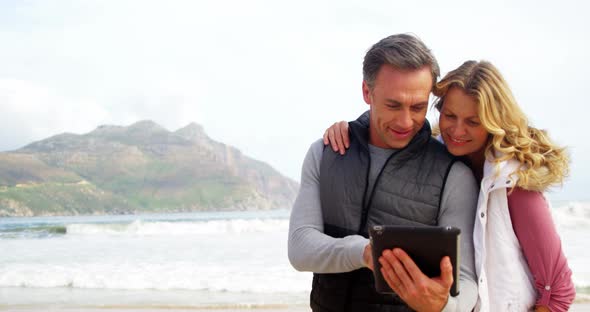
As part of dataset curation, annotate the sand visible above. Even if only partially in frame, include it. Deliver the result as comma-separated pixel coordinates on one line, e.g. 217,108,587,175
1,304,590,312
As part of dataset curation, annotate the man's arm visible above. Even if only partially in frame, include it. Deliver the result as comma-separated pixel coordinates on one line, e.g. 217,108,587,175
288,139,369,273
436,161,479,312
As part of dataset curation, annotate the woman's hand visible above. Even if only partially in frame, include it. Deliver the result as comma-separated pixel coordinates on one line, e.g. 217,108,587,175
322,121,350,155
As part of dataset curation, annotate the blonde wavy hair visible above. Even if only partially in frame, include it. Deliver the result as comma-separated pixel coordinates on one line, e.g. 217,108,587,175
432,60,569,191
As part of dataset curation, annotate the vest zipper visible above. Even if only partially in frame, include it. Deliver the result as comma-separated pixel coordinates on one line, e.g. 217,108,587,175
357,147,405,235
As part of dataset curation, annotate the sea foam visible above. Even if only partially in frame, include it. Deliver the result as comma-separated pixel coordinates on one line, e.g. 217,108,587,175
66,218,289,236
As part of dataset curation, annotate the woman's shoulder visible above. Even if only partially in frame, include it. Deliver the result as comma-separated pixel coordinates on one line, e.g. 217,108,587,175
506,187,545,206
483,156,522,183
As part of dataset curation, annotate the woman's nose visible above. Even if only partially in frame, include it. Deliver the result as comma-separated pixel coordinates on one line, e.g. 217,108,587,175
452,122,467,137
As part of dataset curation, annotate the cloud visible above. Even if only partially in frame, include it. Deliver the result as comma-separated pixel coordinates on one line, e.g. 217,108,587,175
0,79,108,150
0,0,589,199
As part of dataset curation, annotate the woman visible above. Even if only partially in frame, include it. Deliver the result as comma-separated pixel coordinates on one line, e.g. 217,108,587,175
323,60,575,311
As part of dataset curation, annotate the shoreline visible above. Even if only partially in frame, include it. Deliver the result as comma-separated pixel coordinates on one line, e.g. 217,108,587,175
1,305,590,312
0,306,313,312
2,287,589,311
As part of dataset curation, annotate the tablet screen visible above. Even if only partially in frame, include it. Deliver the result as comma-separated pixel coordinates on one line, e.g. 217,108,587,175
369,225,461,297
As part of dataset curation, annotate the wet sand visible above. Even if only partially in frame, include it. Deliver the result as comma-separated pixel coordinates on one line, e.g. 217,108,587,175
1,304,590,312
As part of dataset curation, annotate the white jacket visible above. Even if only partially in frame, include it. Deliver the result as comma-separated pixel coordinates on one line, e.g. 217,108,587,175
474,157,537,311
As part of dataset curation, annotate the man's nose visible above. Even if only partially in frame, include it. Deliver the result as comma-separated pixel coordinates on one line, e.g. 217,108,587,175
398,110,413,129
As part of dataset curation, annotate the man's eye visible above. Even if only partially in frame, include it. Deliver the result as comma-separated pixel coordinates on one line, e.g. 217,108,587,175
444,114,456,119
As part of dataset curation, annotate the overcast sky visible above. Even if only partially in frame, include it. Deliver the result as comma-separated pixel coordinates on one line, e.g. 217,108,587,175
0,0,588,200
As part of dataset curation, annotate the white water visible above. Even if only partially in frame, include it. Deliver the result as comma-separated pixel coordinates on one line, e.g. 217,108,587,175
551,202,590,289
0,204,589,308
0,211,311,308
64,218,289,236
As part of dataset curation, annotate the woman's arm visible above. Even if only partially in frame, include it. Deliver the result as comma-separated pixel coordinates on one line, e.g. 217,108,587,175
507,188,575,312
322,111,370,154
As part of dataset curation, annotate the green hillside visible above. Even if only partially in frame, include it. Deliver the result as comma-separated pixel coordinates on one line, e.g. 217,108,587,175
0,121,298,217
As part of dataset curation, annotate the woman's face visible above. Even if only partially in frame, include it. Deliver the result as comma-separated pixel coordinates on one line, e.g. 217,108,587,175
438,87,489,157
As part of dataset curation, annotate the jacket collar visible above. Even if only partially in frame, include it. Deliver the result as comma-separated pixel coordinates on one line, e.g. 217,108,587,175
435,134,521,191
349,116,432,154
482,154,521,191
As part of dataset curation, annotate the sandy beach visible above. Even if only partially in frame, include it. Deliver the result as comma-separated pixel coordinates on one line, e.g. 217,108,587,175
0,306,589,311
2,302,590,312
0,306,312,312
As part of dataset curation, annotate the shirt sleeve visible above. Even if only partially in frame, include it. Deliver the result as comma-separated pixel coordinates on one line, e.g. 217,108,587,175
438,161,479,312
507,188,575,311
287,139,369,273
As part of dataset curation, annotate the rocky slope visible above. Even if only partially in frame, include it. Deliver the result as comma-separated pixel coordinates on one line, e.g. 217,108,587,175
0,121,298,217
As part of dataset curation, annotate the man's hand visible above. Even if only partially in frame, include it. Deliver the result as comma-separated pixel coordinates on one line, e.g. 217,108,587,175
379,248,453,312
363,243,374,271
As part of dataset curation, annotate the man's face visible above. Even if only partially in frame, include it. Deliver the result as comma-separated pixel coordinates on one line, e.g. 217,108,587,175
363,65,432,149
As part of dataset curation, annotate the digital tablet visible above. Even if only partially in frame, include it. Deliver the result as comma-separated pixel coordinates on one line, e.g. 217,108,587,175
369,225,461,297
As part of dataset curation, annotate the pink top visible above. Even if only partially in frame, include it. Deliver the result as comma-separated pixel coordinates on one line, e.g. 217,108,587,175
507,188,576,311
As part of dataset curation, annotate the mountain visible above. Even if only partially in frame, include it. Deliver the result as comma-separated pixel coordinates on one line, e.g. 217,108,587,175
0,121,299,217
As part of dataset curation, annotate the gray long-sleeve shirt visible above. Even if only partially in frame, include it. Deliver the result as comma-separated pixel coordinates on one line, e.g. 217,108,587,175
288,139,479,312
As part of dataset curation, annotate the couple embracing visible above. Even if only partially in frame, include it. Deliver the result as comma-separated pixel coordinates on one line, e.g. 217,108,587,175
288,34,574,311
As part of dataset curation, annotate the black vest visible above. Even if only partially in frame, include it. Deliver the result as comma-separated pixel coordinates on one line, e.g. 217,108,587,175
311,114,456,312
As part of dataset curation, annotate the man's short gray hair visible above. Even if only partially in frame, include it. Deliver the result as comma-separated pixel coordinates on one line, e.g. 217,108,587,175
363,34,440,90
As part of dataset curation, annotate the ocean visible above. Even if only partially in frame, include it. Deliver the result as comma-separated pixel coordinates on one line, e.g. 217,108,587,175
0,202,589,310
0,210,309,310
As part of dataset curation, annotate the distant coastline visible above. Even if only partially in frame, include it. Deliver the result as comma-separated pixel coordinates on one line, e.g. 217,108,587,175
0,120,298,217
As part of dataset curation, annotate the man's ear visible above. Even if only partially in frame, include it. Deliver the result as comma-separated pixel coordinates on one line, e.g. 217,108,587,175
362,81,372,105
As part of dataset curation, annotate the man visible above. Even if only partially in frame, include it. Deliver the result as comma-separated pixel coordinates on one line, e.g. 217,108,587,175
288,34,478,311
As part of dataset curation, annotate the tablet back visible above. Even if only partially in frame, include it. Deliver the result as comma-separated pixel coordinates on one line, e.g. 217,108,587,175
369,225,461,296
